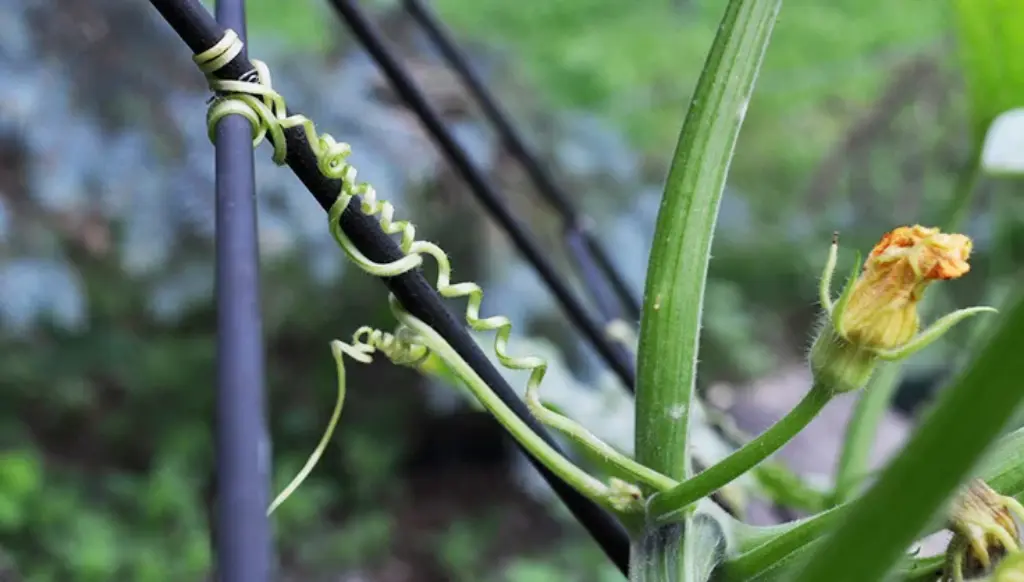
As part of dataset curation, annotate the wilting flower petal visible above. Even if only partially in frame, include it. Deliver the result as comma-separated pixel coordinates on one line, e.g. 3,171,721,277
809,226,992,394
839,225,972,350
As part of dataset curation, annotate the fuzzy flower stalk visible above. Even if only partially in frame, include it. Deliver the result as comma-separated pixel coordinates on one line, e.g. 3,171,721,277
810,225,996,394
647,226,994,521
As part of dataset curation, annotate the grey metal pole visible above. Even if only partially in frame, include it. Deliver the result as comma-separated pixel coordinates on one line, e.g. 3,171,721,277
212,0,272,580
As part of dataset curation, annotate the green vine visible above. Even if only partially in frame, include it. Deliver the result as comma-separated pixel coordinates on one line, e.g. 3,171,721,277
193,29,680,516
265,327,427,516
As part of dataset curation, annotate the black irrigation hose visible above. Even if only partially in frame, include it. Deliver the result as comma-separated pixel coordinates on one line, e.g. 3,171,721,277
402,0,642,323
146,0,631,573
211,1,271,581
327,0,638,391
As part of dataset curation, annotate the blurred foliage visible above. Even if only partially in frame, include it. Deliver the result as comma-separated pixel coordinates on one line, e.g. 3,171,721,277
201,0,335,51
432,0,943,193
952,0,1024,144
2,0,1023,581
499,542,622,582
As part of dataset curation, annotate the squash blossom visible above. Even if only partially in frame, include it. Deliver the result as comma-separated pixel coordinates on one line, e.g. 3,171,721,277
809,225,995,394
944,479,1024,582
841,225,972,349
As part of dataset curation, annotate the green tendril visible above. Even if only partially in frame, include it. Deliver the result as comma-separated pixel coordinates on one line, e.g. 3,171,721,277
381,296,642,513
194,29,671,510
266,327,428,516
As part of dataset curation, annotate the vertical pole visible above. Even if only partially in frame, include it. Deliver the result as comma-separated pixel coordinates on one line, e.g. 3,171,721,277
213,0,272,580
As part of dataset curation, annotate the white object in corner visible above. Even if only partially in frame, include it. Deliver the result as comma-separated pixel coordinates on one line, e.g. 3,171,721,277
982,108,1024,175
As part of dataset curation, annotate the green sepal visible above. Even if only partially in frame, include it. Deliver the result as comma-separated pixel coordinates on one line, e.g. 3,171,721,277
873,306,998,362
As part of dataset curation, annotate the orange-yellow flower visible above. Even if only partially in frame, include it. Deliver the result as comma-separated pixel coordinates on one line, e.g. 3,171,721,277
809,226,993,394
839,225,973,350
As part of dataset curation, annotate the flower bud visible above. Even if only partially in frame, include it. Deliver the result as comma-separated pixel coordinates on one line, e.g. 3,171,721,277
944,479,1024,581
809,226,994,394
841,225,971,349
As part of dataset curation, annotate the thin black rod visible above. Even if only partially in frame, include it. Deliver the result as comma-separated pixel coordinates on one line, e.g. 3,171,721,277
564,227,622,324
327,0,638,390
403,0,642,322
145,0,630,573
211,1,272,581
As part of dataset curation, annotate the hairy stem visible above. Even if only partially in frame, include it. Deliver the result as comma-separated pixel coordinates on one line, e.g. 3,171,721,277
635,0,782,487
648,386,831,521
630,517,725,582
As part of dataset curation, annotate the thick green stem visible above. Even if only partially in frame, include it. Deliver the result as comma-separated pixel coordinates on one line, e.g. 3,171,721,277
629,523,689,582
634,0,782,486
630,516,726,582
649,386,832,520
832,362,902,505
631,2,782,577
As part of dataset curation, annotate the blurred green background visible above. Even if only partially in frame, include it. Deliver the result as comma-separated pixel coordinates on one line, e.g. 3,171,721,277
0,0,1021,580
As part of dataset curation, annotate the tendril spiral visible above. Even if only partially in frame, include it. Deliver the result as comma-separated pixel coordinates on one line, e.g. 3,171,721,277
196,35,548,404
347,325,431,368
196,29,672,508
267,326,429,516
195,29,563,444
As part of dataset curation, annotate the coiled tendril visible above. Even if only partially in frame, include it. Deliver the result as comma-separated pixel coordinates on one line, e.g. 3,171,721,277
266,325,429,515
195,30,674,513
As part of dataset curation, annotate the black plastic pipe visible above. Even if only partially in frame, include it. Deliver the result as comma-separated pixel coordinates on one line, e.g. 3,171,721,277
326,0,638,390
145,0,631,573
403,0,642,323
